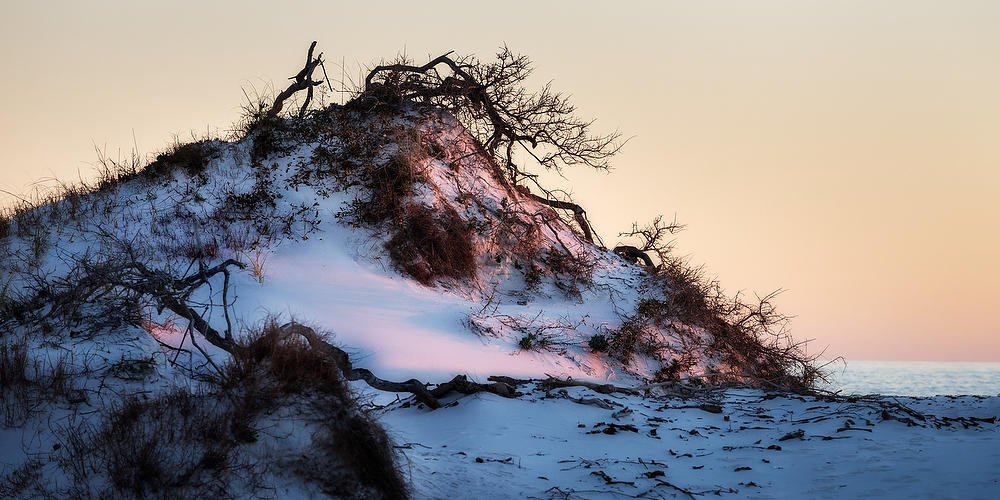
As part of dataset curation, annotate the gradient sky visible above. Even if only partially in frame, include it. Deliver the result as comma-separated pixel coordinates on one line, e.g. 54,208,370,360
2,1,997,361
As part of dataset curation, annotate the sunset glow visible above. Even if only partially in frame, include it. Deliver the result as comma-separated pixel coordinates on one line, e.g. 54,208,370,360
1,1,997,361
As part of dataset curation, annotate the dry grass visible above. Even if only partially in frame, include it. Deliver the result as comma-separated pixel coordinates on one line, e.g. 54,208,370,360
248,249,267,283
1,340,79,428
142,140,219,182
225,321,409,499
0,459,44,499
386,204,476,285
308,113,479,286
58,390,241,499
224,321,349,402
604,254,821,390
27,321,408,499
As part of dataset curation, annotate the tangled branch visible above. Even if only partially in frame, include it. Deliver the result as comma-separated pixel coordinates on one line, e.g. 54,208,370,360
364,46,623,183
614,215,685,268
268,41,326,119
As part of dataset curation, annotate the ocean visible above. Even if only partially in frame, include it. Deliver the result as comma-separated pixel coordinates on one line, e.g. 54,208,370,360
822,360,1000,397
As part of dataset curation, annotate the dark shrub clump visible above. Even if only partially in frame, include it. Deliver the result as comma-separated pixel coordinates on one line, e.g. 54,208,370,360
386,204,476,285
588,334,609,353
143,140,219,180
39,322,407,499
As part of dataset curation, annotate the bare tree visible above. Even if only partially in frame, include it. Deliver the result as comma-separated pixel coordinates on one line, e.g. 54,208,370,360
363,48,623,180
362,47,623,242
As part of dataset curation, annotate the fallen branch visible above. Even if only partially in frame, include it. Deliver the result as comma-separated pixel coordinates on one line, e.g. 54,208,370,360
47,253,245,354
535,376,641,396
278,322,517,409
653,479,697,500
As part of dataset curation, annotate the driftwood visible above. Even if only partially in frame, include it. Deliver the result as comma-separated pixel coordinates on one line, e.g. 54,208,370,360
278,322,517,409
533,376,641,396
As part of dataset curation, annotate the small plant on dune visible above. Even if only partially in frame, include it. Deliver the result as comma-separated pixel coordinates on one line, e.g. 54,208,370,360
541,247,596,298
518,334,536,350
496,314,577,354
517,332,563,353
588,334,609,353
143,140,219,182
249,249,267,284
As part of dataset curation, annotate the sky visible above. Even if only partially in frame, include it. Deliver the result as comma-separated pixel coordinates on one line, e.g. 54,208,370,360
1,1,997,361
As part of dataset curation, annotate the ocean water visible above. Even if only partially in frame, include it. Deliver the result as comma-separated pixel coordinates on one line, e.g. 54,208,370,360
821,360,1000,397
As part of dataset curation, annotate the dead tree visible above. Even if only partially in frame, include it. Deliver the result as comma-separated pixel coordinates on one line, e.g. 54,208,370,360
45,254,245,355
268,41,326,119
37,248,519,408
364,47,622,178
363,47,623,244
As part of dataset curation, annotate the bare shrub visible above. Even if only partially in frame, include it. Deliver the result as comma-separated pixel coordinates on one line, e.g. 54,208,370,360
362,47,623,183
142,140,219,181
606,316,662,364
64,391,238,498
488,313,580,355
0,460,44,498
605,254,821,390
542,247,596,298
386,204,476,285
614,215,685,268
356,148,419,225
588,334,609,353
42,321,406,499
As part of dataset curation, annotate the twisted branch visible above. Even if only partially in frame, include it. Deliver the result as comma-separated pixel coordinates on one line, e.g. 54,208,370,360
268,41,325,119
